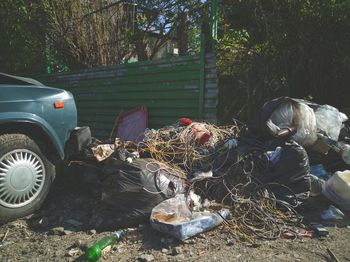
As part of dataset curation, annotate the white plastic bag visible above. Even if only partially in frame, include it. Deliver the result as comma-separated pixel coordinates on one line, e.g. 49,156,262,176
314,105,348,141
270,101,317,145
293,102,318,145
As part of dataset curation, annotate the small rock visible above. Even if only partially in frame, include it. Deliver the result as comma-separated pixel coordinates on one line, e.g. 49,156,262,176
172,246,183,255
183,238,196,244
74,239,88,251
49,227,65,236
162,248,169,254
66,248,80,257
138,254,155,262
63,229,73,235
74,239,83,248
89,229,97,235
226,239,235,246
0,241,12,249
9,221,22,228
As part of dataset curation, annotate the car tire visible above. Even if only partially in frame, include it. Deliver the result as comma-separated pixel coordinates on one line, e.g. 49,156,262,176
0,134,55,223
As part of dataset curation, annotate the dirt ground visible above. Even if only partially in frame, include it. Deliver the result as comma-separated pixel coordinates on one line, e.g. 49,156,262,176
1,177,350,262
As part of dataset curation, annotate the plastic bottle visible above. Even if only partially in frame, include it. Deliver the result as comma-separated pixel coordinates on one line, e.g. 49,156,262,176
85,230,124,262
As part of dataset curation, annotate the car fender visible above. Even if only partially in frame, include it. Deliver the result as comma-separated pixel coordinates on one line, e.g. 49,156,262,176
0,112,65,159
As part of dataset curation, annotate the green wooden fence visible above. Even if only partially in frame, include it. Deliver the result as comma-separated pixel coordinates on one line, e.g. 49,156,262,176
40,53,218,139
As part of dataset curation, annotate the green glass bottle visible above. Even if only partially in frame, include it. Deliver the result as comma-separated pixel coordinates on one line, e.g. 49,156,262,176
85,230,124,262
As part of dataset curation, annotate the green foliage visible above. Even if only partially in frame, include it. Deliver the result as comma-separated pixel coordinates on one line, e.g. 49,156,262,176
0,0,204,74
217,0,350,123
0,0,47,74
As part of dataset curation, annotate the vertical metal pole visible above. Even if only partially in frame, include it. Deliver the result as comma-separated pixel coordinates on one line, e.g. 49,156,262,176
198,31,205,120
210,0,219,50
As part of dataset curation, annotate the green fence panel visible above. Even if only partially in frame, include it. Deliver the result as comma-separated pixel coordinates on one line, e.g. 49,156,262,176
39,54,217,139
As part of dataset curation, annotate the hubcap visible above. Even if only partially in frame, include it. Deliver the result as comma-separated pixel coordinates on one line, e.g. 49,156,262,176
0,149,45,208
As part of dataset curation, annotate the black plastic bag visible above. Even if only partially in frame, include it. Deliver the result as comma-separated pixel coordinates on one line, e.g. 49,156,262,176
98,158,186,228
263,143,311,205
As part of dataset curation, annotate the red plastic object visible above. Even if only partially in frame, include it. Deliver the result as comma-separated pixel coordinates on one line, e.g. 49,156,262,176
199,133,211,144
112,108,148,142
179,118,193,125
282,229,313,239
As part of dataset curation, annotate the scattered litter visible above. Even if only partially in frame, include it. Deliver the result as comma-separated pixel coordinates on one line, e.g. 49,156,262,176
85,230,124,262
68,97,350,242
266,146,282,165
282,229,313,239
323,170,350,211
321,205,345,221
37,216,49,228
49,227,65,236
150,194,230,240
309,174,325,197
309,222,329,237
67,248,80,257
91,144,116,162
310,164,328,178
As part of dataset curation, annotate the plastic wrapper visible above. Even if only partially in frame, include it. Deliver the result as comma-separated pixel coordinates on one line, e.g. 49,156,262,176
150,194,230,240
315,105,348,141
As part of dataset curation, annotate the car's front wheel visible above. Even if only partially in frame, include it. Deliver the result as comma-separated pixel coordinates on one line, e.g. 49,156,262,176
0,134,55,223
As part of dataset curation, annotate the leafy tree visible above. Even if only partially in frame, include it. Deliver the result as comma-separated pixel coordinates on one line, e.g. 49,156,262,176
218,0,350,123
0,0,47,74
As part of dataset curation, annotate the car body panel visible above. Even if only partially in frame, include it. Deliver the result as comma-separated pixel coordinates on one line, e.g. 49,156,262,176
0,81,78,159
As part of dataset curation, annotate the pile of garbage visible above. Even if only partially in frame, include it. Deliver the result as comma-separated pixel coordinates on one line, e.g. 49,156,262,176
69,97,350,242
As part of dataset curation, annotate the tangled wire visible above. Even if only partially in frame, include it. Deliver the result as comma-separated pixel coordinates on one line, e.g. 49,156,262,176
140,121,303,241
141,121,241,175
189,148,303,241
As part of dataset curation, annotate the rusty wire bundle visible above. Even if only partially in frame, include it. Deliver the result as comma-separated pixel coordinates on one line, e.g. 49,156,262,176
140,121,241,175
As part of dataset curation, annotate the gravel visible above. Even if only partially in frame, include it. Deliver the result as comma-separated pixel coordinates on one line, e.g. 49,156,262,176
0,177,350,261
